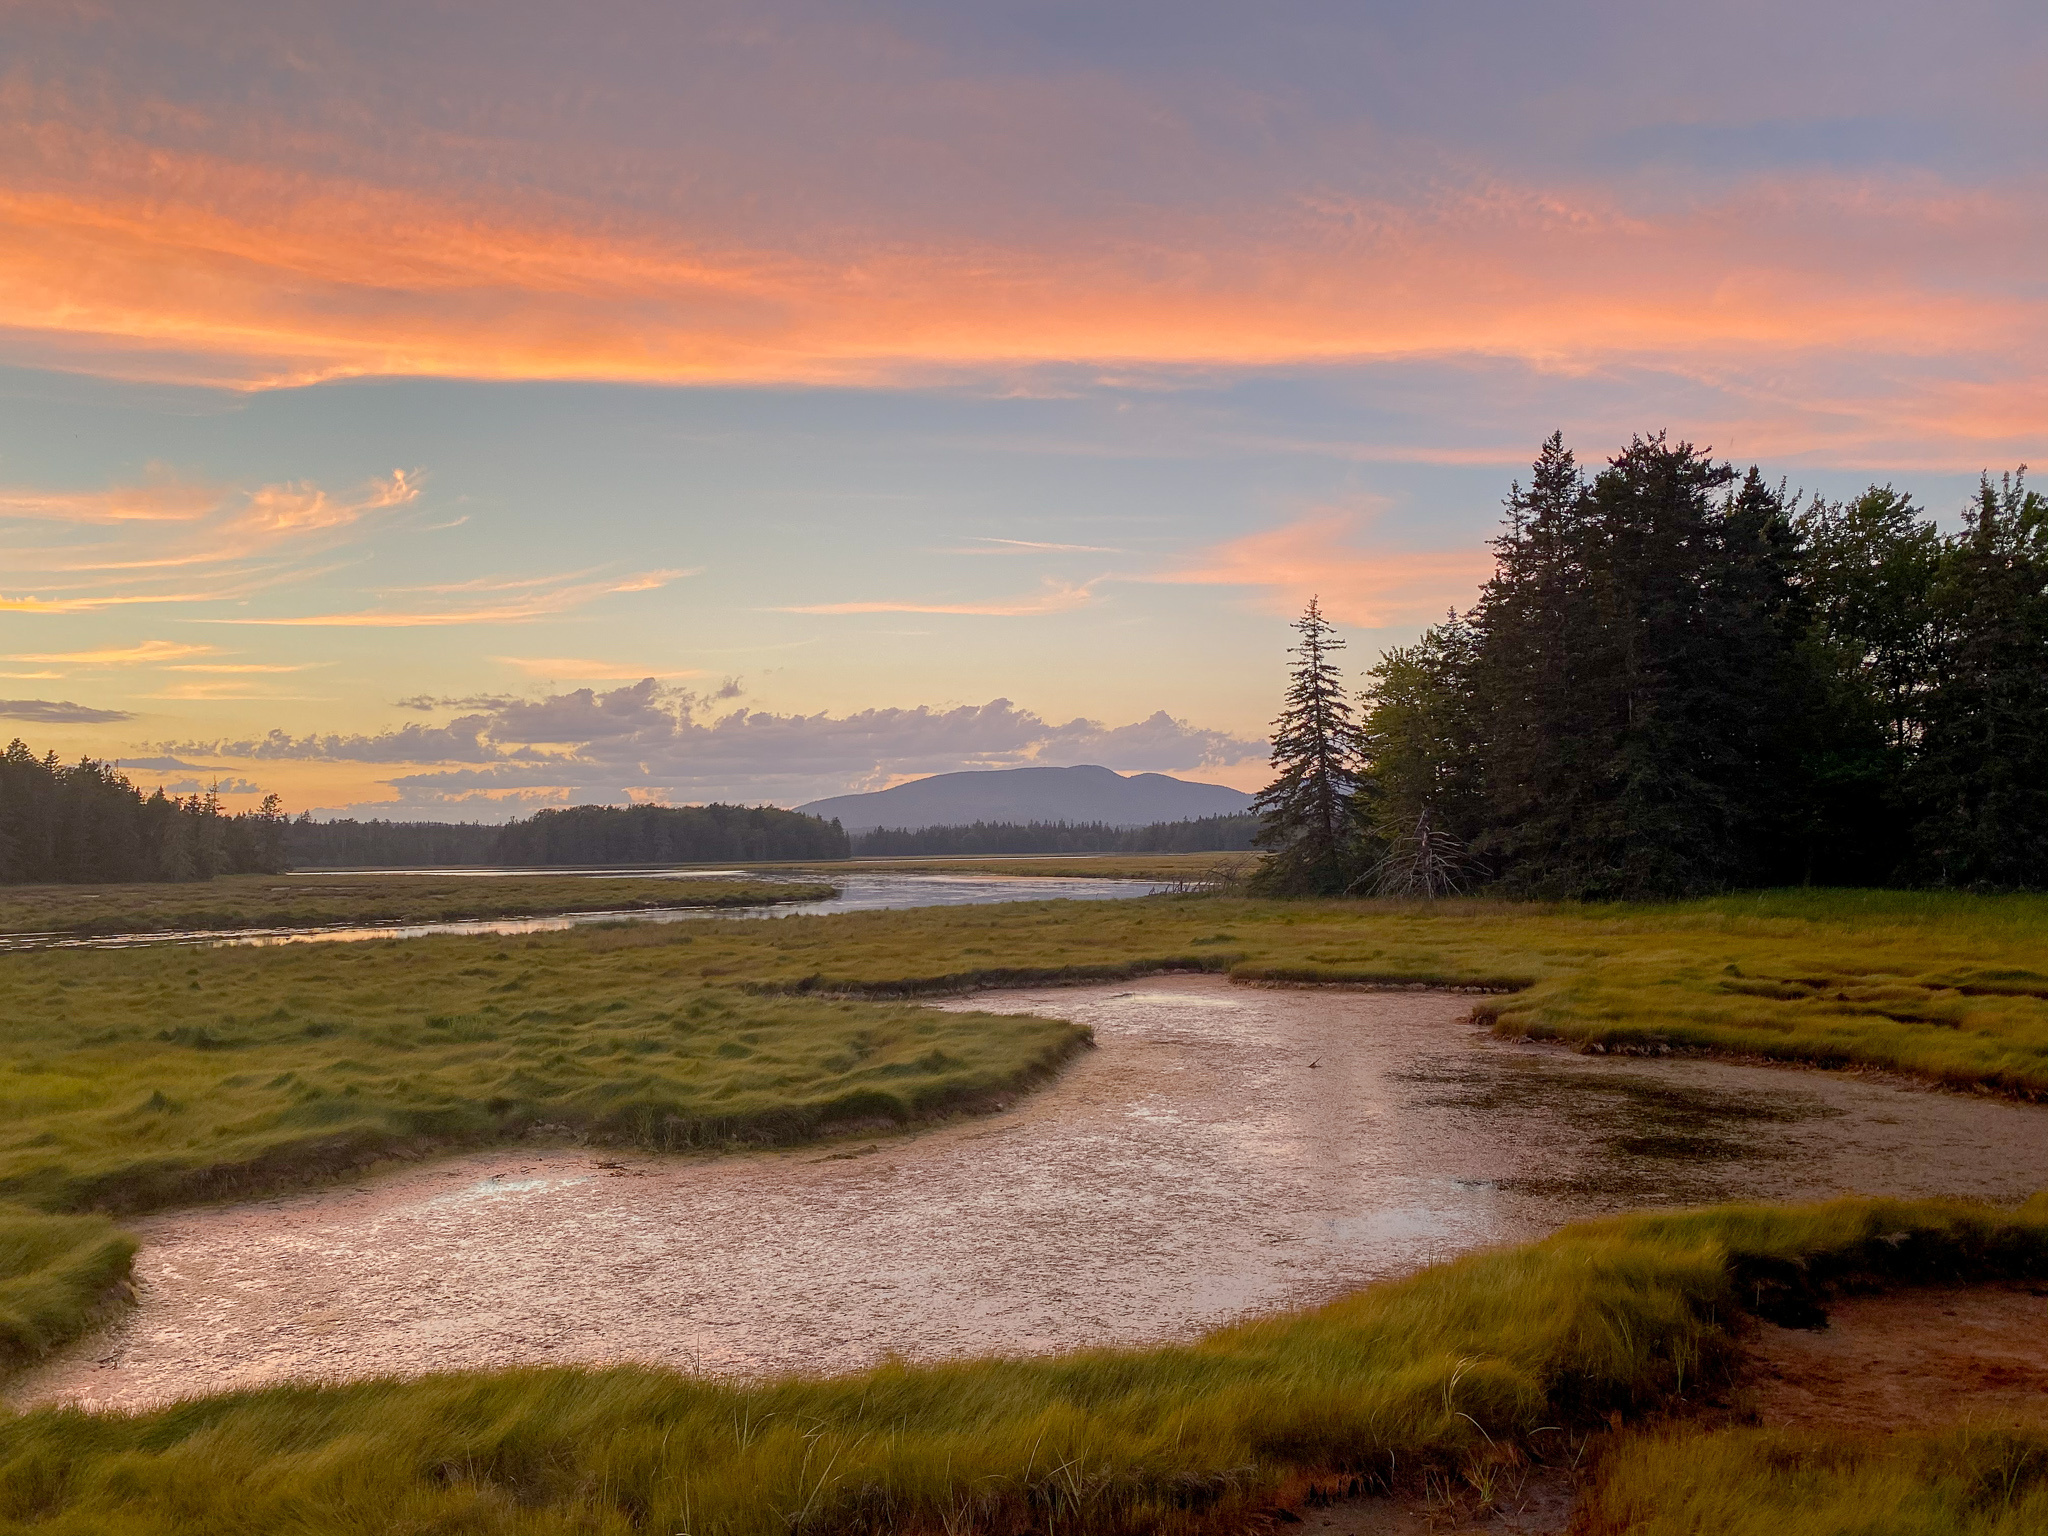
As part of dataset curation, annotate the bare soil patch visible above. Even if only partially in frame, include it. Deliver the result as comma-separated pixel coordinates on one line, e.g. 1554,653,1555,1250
1740,1280,2048,1433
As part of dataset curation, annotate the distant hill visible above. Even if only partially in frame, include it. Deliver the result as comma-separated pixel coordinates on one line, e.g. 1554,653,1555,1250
798,764,1256,833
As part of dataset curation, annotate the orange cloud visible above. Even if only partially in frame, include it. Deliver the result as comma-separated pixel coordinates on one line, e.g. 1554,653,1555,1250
1151,515,1495,627
6,640,217,664
0,469,420,613
1,120,2042,437
779,580,1097,616
204,568,693,626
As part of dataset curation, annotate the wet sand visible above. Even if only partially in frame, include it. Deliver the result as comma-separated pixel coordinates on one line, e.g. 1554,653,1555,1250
13,974,2048,1413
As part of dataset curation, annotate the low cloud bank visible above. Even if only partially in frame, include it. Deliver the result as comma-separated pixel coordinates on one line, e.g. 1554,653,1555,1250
0,698,135,724
164,680,1266,820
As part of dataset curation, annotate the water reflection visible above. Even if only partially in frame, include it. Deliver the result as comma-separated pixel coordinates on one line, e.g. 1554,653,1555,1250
0,873,1163,953
15,974,2046,1412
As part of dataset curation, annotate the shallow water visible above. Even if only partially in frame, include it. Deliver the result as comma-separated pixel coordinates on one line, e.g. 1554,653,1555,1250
0,873,1162,952
14,974,2048,1412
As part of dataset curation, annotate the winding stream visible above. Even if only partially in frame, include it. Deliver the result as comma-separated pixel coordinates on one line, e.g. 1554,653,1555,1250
0,873,1164,953
13,974,2047,1413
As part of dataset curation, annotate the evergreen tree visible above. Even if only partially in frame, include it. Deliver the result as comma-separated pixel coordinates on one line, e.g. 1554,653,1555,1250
1788,485,1941,881
1471,436,1810,897
1355,609,1485,883
1913,470,2048,886
1465,433,1594,886
1799,486,1942,751
1250,596,1363,894
0,741,287,882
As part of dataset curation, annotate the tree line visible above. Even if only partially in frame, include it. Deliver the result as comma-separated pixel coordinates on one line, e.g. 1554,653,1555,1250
0,741,288,883
849,813,1258,858
283,810,1256,866
282,818,502,867
1254,434,2048,898
289,804,850,866
488,803,848,864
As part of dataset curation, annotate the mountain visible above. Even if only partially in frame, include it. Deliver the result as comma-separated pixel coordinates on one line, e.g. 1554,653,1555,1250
797,764,1257,833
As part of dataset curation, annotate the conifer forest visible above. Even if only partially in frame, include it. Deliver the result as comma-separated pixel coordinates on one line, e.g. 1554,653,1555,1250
1254,434,2048,897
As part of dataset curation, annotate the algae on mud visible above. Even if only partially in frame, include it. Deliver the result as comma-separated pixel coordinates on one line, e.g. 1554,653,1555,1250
0,1194,2042,1535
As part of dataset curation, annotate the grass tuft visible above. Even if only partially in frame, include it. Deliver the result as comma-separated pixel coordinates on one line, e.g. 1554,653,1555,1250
0,1207,135,1371
1581,1422,2048,1535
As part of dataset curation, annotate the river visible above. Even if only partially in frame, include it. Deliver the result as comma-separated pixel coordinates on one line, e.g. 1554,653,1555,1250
0,872,1166,952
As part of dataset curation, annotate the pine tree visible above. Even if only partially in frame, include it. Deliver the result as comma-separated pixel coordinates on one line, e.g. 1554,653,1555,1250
1471,435,1811,897
1355,609,1485,884
1913,470,2048,886
1466,432,1593,886
1786,484,1938,882
1250,596,1363,895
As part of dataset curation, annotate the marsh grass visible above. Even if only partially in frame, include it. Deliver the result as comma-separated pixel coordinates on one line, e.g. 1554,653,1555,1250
3,887,2047,1217
1,1195,2041,1534
0,1208,133,1370
0,934,1085,1213
703,888,2048,1094
0,873,833,938
782,852,1233,880
1581,1421,2048,1535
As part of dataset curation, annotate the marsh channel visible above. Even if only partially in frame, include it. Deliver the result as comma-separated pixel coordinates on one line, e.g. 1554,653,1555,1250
14,973,2048,1413
0,871,1165,952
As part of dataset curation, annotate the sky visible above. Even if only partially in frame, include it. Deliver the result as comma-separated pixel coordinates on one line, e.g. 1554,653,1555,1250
0,0,2041,818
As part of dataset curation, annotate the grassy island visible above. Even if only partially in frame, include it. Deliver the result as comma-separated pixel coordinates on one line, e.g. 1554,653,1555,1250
0,872,836,939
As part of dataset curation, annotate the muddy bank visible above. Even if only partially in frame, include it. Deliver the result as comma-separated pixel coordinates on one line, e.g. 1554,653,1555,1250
13,974,2048,1413
1744,1281,2048,1431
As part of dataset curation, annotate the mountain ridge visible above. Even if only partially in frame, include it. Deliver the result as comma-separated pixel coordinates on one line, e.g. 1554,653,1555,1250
797,764,1256,833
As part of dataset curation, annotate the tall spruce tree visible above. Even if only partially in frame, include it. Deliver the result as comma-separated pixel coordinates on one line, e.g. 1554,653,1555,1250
1250,596,1363,894
1913,470,2048,886
1465,433,1591,885
1471,435,1810,897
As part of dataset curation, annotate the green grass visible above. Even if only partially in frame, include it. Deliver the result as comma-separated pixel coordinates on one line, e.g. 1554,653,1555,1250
1582,1422,2048,1535
3,886,2046,1217
782,852,1254,881
0,1194,2041,1534
0,934,1086,1213
697,887,2048,1095
0,1209,133,1372
0,873,835,938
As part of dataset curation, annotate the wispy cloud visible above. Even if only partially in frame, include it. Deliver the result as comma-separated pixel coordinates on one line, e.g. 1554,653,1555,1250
0,469,422,616
0,5,2042,473
1148,513,1495,628
779,580,1097,617
7,641,218,665
202,569,694,627
948,538,1125,555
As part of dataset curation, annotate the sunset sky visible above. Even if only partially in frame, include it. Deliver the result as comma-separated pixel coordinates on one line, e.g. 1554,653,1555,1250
2,1,2042,817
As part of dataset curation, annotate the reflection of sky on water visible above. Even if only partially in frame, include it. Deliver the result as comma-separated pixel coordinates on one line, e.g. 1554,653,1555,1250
0,873,1161,953
16,973,2048,1413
